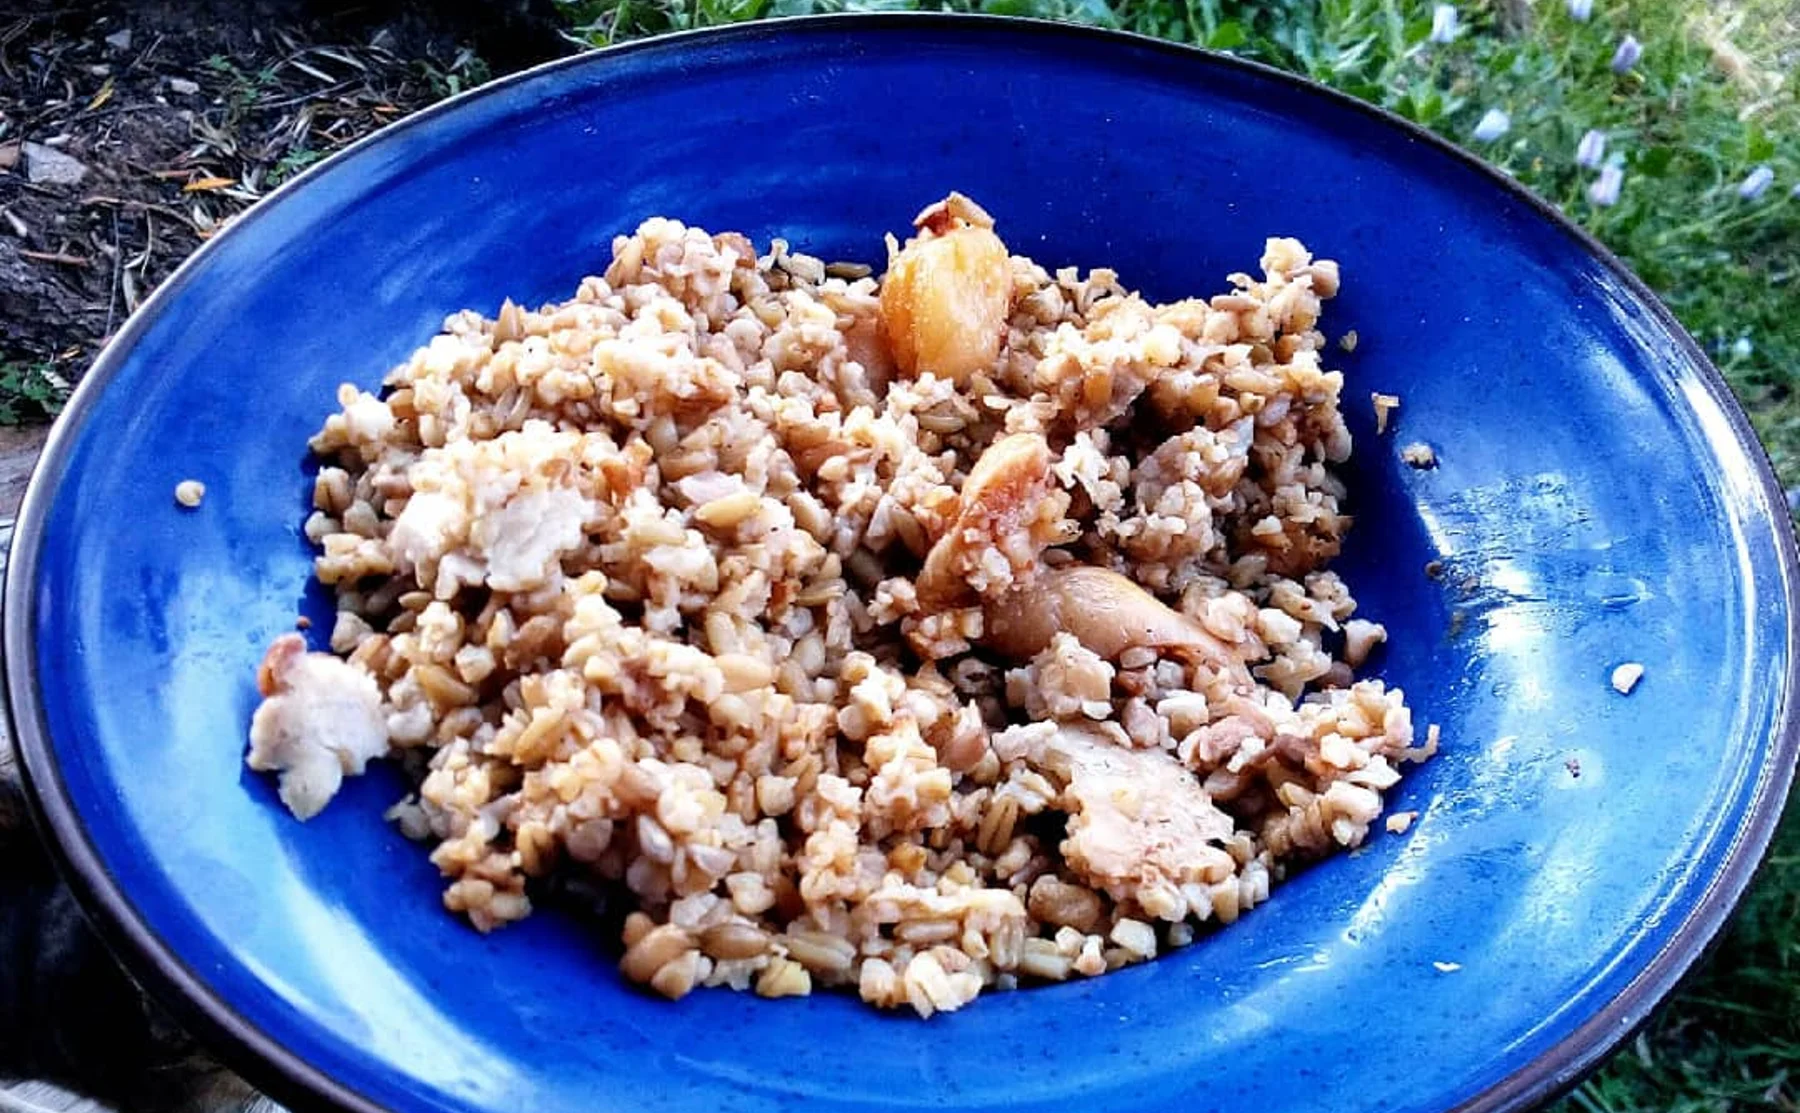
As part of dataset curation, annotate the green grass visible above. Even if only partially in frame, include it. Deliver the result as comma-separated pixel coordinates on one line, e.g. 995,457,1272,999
556,1,1800,1108
1575,816,1799,1113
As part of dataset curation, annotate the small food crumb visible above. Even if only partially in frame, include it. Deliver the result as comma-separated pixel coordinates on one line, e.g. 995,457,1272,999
1424,559,1444,579
1401,442,1438,469
1385,811,1418,835
174,479,206,508
296,615,312,630
1339,329,1359,352
1432,961,1462,973
1565,756,1583,779
1418,723,1441,759
1610,662,1644,694
1371,392,1400,434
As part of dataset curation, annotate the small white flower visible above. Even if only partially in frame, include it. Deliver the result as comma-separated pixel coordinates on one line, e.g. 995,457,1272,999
1575,129,1607,169
1429,4,1459,43
1611,35,1642,74
1731,336,1754,359
1588,164,1624,207
1472,108,1510,142
1567,0,1593,19
1738,165,1775,200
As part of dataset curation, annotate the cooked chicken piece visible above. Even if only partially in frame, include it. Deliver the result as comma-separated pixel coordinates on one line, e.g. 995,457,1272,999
879,195,1012,385
477,487,587,591
843,312,897,397
1040,724,1236,917
246,633,390,820
983,566,1240,670
916,432,1062,607
917,433,1243,670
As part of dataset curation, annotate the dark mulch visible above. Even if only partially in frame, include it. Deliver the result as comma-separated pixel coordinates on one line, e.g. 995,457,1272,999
0,0,572,421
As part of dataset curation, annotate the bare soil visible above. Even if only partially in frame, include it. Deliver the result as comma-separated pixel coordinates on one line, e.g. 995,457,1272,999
0,0,571,420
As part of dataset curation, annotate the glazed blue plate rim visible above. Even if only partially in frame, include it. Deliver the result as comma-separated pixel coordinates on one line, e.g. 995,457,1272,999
7,14,1798,1113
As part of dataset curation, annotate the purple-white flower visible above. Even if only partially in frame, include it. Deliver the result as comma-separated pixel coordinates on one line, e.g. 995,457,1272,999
1732,336,1755,359
1611,35,1642,74
1472,108,1510,142
1588,164,1624,207
1575,130,1607,169
1567,0,1593,20
1429,4,1459,44
1738,165,1775,200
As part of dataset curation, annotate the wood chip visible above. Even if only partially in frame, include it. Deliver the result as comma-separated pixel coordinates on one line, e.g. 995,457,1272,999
182,176,237,192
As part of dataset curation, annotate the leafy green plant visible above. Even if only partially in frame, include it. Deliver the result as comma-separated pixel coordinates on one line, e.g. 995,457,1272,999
267,146,326,187
203,53,282,122
415,51,495,100
0,361,71,425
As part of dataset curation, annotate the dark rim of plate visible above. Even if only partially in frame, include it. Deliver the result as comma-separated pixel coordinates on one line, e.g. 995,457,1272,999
7,14,1798,1113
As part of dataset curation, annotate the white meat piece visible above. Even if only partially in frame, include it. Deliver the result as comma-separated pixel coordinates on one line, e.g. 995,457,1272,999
247,634,389,820
389,490,465,573
475,486,587,591
1041,724,1236,914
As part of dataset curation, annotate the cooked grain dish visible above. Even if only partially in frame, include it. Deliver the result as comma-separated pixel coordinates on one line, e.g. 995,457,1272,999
247,194,1434,1015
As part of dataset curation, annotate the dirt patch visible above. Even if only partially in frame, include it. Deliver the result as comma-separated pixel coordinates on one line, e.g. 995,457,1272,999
0,0,572,421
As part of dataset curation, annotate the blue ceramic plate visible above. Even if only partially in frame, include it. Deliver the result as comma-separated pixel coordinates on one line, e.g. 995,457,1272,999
8,15,1797,1113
